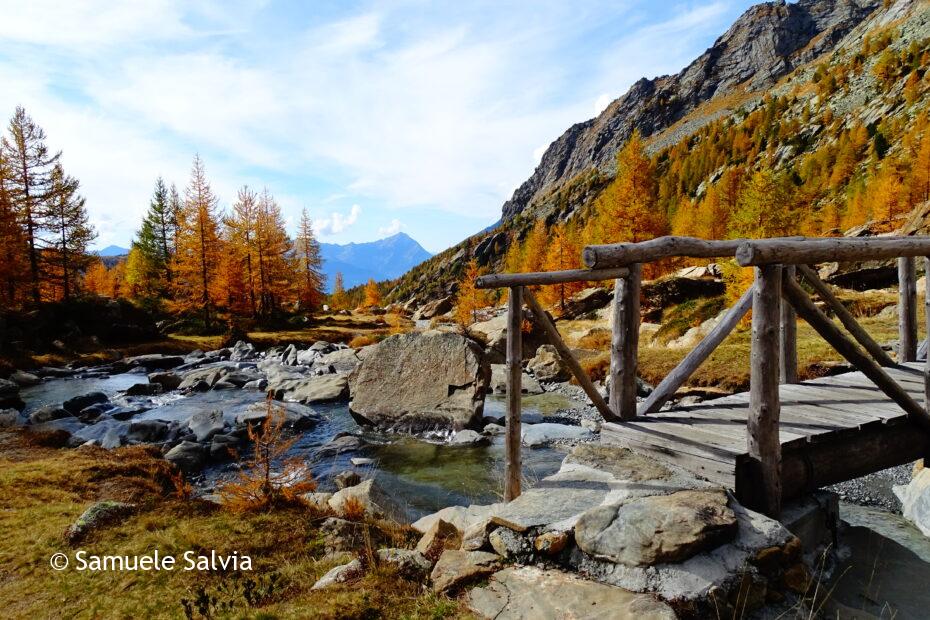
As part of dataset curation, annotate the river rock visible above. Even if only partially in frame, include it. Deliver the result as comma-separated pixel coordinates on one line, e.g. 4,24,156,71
574,489,738,566
412,296,453,321
527,345,568,382
165,441,207,472
188,410,225,442
449,429,489,446
466,566,676,620
320,517,378,554
334,470,362,489
489,526,530,560
74,419,129,449
416,518,462,558
178,365,233,391
148,371,182,390
271,374,349,404
489,365,542,395
314,349,362,375
894,466,930,536
412,503,505,535
229,340,257,362
311,559,364,590
430,549,501,594
328,479,408,522
316,433,368,457
521,423,592,447
348,331,491,433
377,548,432,577
128,419,169,443
242,378,268,391
126,354,185,371
209,434,240,460
10,371,40,387
125,382,161,396
0,408,23,427
29,405,73,424
302,491,333,510
62,391,108,415
235,401,320,430
0,378,18,397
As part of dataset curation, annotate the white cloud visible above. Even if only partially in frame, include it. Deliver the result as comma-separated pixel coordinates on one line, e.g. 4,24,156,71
316,204,361,235
594,93,612,116
378,219,402,236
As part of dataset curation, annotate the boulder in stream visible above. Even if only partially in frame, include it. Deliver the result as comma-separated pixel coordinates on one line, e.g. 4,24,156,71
63,392,108,415
348,331,490,433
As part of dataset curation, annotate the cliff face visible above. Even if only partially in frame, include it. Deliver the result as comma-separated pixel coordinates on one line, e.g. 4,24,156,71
500,0,881,221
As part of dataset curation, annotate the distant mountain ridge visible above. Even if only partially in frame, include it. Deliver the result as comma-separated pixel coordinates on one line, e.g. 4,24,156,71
321,232,431,291
95,245,129,257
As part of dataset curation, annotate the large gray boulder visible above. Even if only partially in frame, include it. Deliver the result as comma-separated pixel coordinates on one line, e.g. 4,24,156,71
348,331,491,433
187,410,225,442
526,344,567,382
165,441,207,472
313,349,361,375
271,374,349,404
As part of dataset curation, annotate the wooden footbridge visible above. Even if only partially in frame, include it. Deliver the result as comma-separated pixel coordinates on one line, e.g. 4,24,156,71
476,236,930,516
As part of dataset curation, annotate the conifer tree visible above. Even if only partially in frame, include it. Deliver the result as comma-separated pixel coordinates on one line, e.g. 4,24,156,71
294,208,325,312
124,244,158,300
226,186,259,316
541,221,583,310
253,189,293,317
729,166,796,238
137,177,176,290
173,155,222,326
0,148,26,307
42,163,95,300
1,106,61,304
363,279,381,308
330,272,347,310
455,258,488,326
83,259,109,297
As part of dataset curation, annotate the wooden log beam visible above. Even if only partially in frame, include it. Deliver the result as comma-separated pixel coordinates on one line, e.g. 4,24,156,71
583,236,743,269
796,265,895,367
522,289,619,423
476,267,630,290
749,265,783,517
505,286,522,501
782,277,930,432
781,265,798,384
736,236,930,266
638,286,753,415
925,258,930,411
899,256,918,363
610,264,641,420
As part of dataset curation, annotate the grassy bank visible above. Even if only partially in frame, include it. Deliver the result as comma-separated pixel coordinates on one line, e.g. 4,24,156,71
0,430,466,619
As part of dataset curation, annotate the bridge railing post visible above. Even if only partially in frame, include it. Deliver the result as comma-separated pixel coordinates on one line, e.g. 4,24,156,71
780,265,798,384
505,285,523,501
925,257,930,413
899,256,917,363
610,263,641,420
749,264,782,516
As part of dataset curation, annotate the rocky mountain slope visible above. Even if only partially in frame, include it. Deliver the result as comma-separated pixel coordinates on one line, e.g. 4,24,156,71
321,232,431,291
385,0,920,308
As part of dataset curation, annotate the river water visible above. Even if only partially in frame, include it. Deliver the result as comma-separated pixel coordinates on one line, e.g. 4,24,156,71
19,371,567,520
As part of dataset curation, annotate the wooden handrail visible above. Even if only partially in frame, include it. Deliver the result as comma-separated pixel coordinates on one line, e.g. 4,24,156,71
737,236,930,266
476,266,629,289
583,236,744,268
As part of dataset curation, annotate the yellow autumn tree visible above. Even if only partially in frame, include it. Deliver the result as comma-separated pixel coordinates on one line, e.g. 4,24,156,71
455,258,489,327
541,221,584,311
330,272,347,310
363,279,381,308
172,155,222,326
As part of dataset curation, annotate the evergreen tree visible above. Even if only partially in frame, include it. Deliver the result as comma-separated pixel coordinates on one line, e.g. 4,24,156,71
0,148,26,307
173,155,222,326
294,208,325,312
1,106,61,303
42,163,96,300
330,272,346,310
137,177,176,290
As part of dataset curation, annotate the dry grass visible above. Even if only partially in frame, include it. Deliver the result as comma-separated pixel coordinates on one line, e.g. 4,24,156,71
0,429,467,619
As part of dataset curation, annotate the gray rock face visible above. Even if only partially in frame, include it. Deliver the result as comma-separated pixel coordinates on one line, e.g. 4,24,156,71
178,365,234,391
148,371,182,390
313,349,361,375
500,0,880,222
574,489,738,566
348,331,491,433
467,566,676,620
412,296,453,321
489,365,543,395
894,466,930,536
187,410,225,442
526,345,567,382
560,287,613,320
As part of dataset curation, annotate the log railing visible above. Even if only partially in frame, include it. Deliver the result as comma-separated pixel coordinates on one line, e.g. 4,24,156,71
477,235,930,514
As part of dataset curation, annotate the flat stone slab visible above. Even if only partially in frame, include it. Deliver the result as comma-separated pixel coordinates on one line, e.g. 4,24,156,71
521,423,591,447
574,489,738,566
489,476,610,532
413,503,504,535
467,566,676,620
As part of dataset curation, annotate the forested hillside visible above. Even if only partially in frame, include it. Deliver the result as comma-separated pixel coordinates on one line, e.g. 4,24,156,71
386,0,930,311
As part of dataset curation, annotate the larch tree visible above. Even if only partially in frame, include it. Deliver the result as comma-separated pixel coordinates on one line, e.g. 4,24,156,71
83,259,110,297
294,208,325,312
0,148,27,307
729,166,796,238
173,155,222,326
137,177,177,291
124,244,158,301
226,186,259,316
455,258,488,327
330,272,347,310
520,218,549,275
363,279,381,308
1,106,61,304
253,189,293,317
42,163,95,301
541,221,583,311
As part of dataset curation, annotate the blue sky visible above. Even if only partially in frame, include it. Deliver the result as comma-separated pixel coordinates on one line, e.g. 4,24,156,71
0,0,758,253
